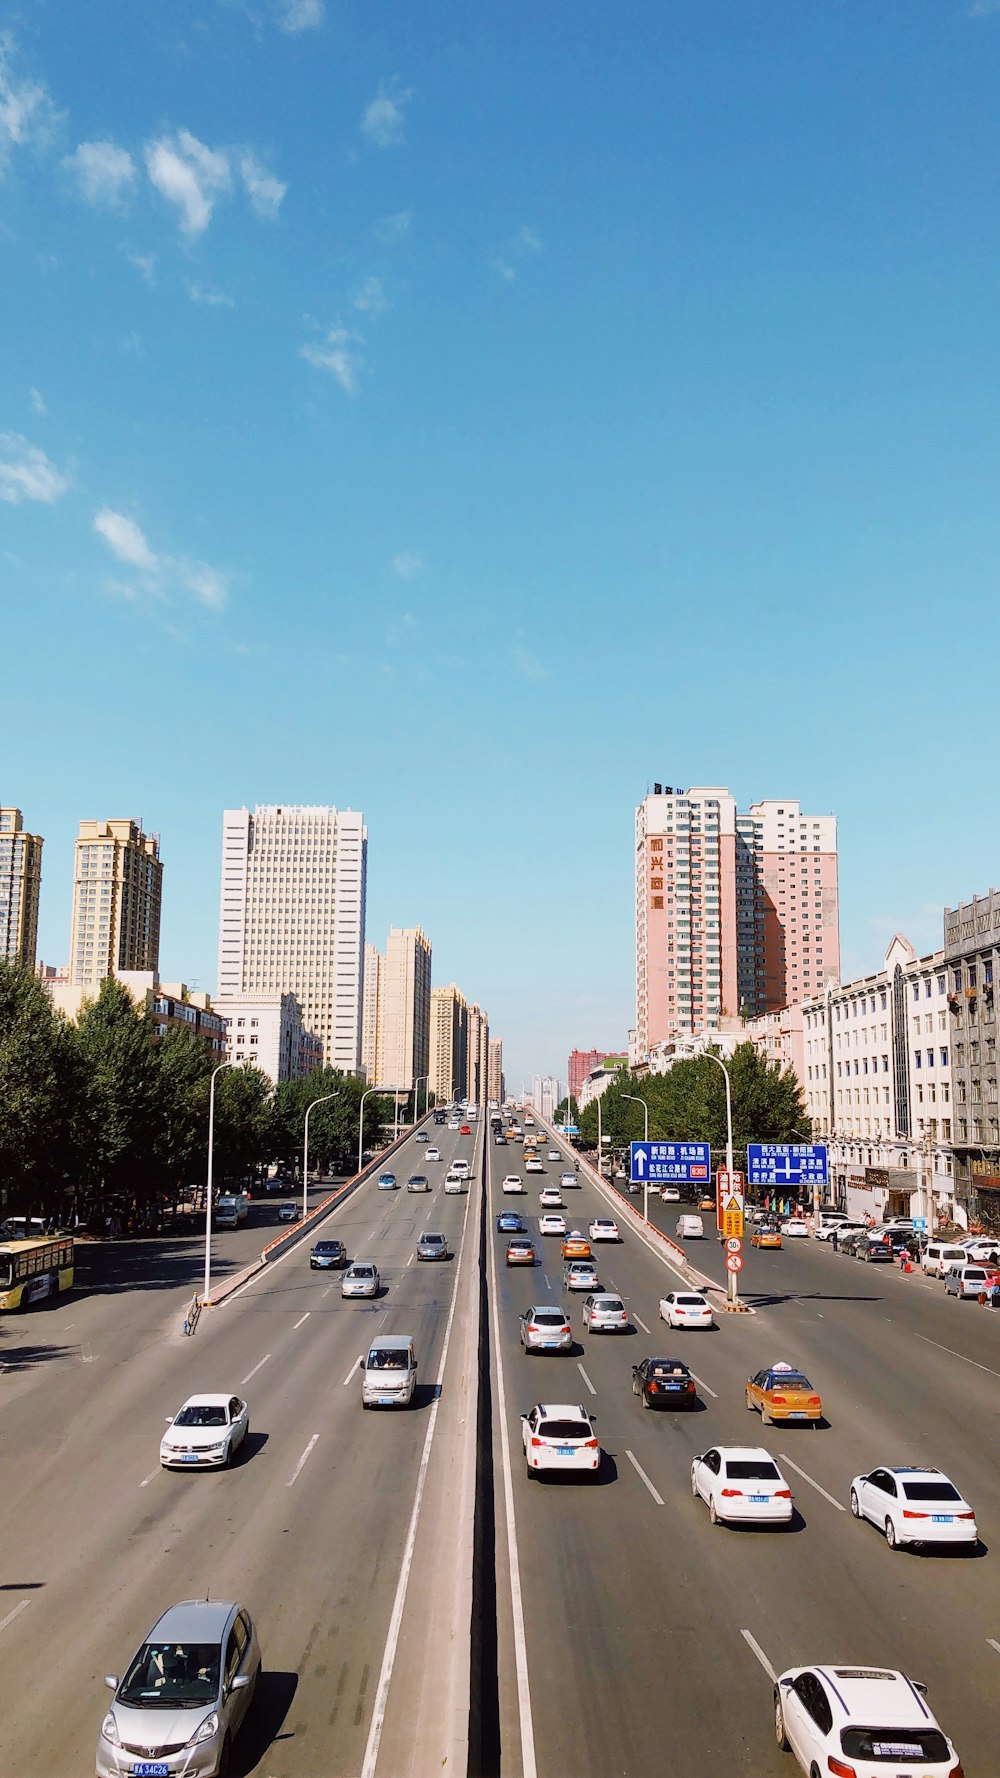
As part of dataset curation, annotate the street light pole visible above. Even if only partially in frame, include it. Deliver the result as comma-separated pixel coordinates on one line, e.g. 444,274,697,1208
413,1075,428,1125
204,1059,235,1303
303,1092,340,1224
358,1086,382,1176
621,1093,649,1221
703,1049,737,1308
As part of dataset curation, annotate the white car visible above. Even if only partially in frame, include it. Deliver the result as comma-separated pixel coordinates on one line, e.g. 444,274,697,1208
849,1465,977,1551
815,1218,864,1243
774,1664,960,1778
539,1187,564,1208
676,1214,704,1239
581,1292,628,1334
538,1213,568,1236
959,1237,1000,1261
588,1217,620,1243
450,1159,471,1178
781,1218,809,1238
160,1393,249,1469
444,1174,466,1194
502,1174,525,1194
342,1261,380,1298
660,1186,680,1202
521,1402,600,1479
547,1149,560,1161
525,1157,544,1175
559,1171,578,1189
660,1289,713,1330
691,1446,793,1526
425,1147,442,1162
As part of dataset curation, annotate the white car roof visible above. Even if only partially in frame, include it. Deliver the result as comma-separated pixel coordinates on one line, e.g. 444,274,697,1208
706,1444,779,1464
180,1392,237,1407
592,1218,617,1225
812,1667,932,1729
537,1402,590,1420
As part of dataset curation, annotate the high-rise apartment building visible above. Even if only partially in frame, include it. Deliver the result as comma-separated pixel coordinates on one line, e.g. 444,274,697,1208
70,818,162,989
568,1048,608,1101
466,1003,489,1104
217,805,367,1072
372,927,432,1092
488,1037,504,1105
430,984,468,1103
361,942,382,1083
0,808,43,969
635,785,838,1056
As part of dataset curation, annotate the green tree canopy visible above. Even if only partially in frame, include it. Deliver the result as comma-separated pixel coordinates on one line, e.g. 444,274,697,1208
577,1045,809,1167
0,961,80,1211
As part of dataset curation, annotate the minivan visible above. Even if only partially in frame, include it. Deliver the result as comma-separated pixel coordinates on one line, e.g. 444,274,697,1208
676,1214,705,1240
922,1241,971,1278
360,1334,418,1408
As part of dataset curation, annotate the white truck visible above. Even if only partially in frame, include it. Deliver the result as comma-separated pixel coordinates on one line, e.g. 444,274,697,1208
213,1193,248,1229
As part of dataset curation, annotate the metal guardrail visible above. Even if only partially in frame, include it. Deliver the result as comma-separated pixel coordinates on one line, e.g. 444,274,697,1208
182,1293,201,1337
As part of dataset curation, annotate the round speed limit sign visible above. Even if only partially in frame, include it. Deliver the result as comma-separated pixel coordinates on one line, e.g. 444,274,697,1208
725,1237,742,1254
726,1253,744,1273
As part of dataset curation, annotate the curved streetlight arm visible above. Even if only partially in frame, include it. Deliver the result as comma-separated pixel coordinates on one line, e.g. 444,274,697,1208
303,1092,340,1223
702,1049,737,1308
204,1059,236,1303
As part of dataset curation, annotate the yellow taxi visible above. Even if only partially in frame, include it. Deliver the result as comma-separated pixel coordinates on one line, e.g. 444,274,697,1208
561,1230,592,1260
697,1197,716,1213
751,1225,783,1250
745,1361,823,1425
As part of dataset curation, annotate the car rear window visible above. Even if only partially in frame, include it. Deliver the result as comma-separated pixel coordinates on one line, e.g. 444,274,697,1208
724,1459,782,1480
532,1310,568,1326
768,1373,811,1390
900,1480,961,1502
650,1363,688,1378
677,1295,706,1306
840,1729,950,1763
596,1298,624,1312
540,1420,591,1440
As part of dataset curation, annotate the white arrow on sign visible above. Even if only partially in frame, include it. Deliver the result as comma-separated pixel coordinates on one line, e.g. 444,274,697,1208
634,1147,648,1177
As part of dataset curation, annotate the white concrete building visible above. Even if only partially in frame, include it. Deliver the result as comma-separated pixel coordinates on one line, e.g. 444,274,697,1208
217,805,367,1072
215,991,317,1085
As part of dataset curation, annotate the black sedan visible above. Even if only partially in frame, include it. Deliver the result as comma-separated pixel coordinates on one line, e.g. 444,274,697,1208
631,1357,698,1410
310,1238,348,1269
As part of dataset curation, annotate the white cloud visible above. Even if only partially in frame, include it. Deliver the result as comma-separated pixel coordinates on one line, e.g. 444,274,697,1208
144,129,231,235
392,552,421,581
125,249,157,284
968,1,1000,14
353,275,389,317
0,433,68,505
362,80,414,148
374,209,413,244
93,507,158,570
93,505,229,612
510,644,548,682
239,150,286,218
29,387,46,415
490,257,516,282
187,280,235,308
276,0,325,28
0,33,63,176
299,322,364,394
62,139,136,208
514,225,542,251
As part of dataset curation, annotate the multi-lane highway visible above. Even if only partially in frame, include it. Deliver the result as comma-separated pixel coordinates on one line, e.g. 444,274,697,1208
3,1109,999,1776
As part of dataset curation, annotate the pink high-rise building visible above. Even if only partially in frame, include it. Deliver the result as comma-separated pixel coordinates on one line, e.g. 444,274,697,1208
635,786,839,1059
568,1048,608,1101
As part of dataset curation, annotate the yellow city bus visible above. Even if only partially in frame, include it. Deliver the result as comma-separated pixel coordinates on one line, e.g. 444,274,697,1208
0,1237,75,1311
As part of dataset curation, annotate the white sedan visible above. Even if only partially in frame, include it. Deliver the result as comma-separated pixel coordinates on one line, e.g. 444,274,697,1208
547,1149,561,1161
160,1393,249,1469
849,1465,977,1551
781,1218,810,1238
660,1186,680,1202
774,1664,960,1778
524,1157,545,1174
559,1171,578,1189
588,1218,620,1243
659,1289,714,1330
425,1146,442,1162
539,1213,567,1236
521,1403,600,1479
501,1174,525,1194
691,1446,793,1526
539,1187,564,1208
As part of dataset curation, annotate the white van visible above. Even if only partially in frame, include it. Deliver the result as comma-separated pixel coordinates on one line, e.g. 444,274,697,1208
360,1334,418,1408
676,1214,705,1240
922,1241,971,1278
450,1158,471,1179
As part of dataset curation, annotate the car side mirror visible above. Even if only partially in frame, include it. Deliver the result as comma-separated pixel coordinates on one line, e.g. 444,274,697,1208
358,1357,364,1371
230,1673,251,1692
105,1675,119,1691
164,1416,173,1424
911,1680,928,1696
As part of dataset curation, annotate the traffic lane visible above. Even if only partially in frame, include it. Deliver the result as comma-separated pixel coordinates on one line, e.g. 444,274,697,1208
0,1152,475,1776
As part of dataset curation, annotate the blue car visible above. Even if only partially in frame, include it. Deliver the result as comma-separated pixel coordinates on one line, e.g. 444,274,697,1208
378,1172,398,1190
496,1211,525,1233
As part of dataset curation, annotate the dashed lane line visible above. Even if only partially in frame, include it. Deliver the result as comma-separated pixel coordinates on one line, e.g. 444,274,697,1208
632,1313,651,1334
0,1600,31,1635
626,1449,664,1506
287,1433,320,1486
779,1452,845,1512
689,1371,718,1399
741,1628,777,1682
293,1312,310,1330
240,1352,272,1385
913,1332,1000,1380
577,1362,597,1396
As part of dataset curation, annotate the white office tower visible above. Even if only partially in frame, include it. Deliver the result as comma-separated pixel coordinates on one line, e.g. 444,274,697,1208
217,805,367,1072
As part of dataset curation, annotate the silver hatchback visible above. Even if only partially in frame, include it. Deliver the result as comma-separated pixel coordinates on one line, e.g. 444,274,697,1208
96,1598,260,1778
519,1304,573,1352
581,1292,629,1333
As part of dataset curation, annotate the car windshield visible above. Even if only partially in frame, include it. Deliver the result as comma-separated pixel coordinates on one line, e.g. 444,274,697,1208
423,1236,445,1246
768,1374,811,1390
352,1266,375,1278
725,1459,782,1480
368,1350,408,1370
119,1641,220,1706
840,1728,950,1763
901,1480,962,1502
315,1243,340,1254
532,1311,567,1326
174,1405,228,1427
540,1420,591,1440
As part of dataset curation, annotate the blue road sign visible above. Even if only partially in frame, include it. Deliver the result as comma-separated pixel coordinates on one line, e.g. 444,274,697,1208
746,1143,828,1186
562,1124,580,1135
630,1141,711,1184
912,1216,927,1231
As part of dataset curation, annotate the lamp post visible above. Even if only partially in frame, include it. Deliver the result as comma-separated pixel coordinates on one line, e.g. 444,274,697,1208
413,1075,428,1124
703,1049,737,1307
358,1086,387,1177
204,1059,235,1303
621,1093,650,1221
303,1092,340,1223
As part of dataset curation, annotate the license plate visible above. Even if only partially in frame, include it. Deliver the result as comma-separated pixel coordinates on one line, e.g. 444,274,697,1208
749,1495,768,1503
543,1341,561,1348
666,1384,683,1391
132,1766,170,1776
378,1397,394,1406
788,1411,807,1418
931,1515,953,1523
556,1446,576,1456
181,1453,200,1462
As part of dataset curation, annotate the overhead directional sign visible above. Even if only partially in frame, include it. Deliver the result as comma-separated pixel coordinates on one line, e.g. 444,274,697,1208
630,1140,711,1184
746,1143,828,1186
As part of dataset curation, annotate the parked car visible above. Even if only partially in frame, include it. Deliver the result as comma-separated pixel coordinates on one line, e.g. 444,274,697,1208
944,1261,999,1299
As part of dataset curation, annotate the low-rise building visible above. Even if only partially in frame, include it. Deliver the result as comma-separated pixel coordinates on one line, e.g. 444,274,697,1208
214,991,321,1085
944,887,1000,1235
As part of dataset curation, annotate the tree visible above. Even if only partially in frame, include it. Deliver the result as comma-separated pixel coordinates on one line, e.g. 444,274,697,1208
271,1068,369,1176
555,1095,580,1125
0,962,80,1215
153,1027,214,1192
212,1065,275,1185
71,978,163,1205
578,1046,809,1166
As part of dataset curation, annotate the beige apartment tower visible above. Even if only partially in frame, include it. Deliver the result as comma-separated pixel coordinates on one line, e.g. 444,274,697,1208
370,927,432,1092
430,983,468,1103
0,808,43,969
217,805,367,1072
361,942,382,1084
466,1003,489,1105
488,1037,504,1104
70,819,162,989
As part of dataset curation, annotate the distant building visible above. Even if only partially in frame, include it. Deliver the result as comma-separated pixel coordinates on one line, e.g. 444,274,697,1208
430,984,468,1103
577,1055,628,1110
944,887,1000,1233
568,1048,608,1102
488,1037,504,1104
70,818,162,989
0,808,43,970
361,942,382,1083
538,1076,561,1122
373,927,432,1092
215,990,320,1084
46,970,228,1061
467,1003,489,1104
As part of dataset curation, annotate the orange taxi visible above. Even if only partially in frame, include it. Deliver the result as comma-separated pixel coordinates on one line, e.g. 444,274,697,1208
561,1230,592,1260
697,1196,716,1213
745,1360,823,1425
751,1225,783,1250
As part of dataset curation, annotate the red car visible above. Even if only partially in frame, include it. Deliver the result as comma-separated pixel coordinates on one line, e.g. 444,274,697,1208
459,1123,471,1134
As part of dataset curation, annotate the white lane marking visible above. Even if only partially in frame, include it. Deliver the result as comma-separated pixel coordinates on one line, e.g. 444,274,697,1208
139,1467,161,1488
987,1639,1000,1657
632,1312,651,1334
0,1599,30,1634
741,1627,777,1682
626,1449,664,1506
689,1370,718,1399
543,1273,552,1290
343,1358,362,1387
577,1362,597,1396
240,1354,272,1385
360,1166,474,1778
293,1312,310,1330
779,1452,845,1512
406,1252,414,1265
913,1332,1000,1380
287,1433,320,1486
487,1154,538,1778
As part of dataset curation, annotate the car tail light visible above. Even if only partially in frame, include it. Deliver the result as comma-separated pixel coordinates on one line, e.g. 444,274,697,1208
948,1763,965,1777
903,1510,929,1520
807,1396,821,1407
647,1380,658,1393
956,1511,975,1520
720,1487,743,1498
527,1325,539,1334
584,1438,599,1449
775,1489,792,1499
827,1760,857,1778
771,1395,787,1405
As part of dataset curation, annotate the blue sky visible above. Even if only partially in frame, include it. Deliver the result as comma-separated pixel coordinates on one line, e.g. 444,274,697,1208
3,0,999,1089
